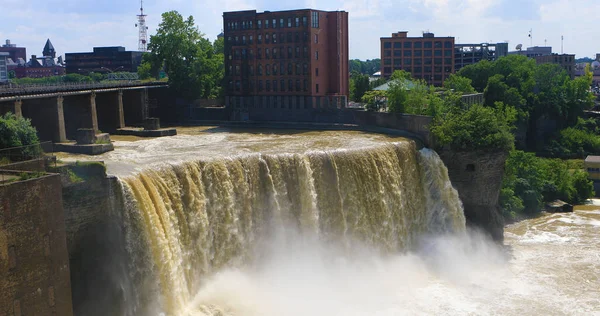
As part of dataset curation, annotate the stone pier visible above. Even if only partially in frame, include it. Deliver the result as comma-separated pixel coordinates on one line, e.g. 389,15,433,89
95,90,125,132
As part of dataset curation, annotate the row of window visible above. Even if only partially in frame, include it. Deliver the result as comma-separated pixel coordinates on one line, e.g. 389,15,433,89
229,79,311,92
383,41,453,49
226,16,309,31
383,58,454,65
382,68,447,80
384,49,453,57
227,32,318,46
587,168,600,173
388,66,453,73
228,63,318,77
229,46,311,60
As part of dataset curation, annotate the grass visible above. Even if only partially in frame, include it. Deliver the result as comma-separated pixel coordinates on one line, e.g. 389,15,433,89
0,157,10,166
18,171,46,181
67,169,84,183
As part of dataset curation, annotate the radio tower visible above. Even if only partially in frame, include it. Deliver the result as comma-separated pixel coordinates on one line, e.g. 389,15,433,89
136,0,148,52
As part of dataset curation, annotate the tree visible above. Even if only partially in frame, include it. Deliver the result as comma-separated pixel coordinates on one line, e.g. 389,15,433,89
0,112,41,160
443,74,476,94
387,70,413,113
350,73,370,102
361,90,386,111
144,11,223,100
430,103,516,152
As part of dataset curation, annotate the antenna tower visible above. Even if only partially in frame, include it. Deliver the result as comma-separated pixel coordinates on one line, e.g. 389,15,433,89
136,0,148,52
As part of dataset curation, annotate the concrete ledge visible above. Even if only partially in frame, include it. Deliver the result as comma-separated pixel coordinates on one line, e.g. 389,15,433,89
54,142,114,155
114,127,177,137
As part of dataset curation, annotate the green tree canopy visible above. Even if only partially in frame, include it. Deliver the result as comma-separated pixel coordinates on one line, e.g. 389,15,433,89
350,73,370,102
142,11,224,100
443,74,476,94
0,112,41,160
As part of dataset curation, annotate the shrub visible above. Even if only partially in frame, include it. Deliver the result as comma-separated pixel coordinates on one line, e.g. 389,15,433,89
0,112,41,160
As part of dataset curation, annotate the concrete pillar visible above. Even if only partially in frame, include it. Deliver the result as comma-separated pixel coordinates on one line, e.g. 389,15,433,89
116,90,125,129
55,96,67,143
14,100,22,118
141,88,149,120
89,92,99,132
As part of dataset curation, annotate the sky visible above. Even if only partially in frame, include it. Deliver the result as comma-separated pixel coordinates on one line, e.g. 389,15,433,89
1,0,599,61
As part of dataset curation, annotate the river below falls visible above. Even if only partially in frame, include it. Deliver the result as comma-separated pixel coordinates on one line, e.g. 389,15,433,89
56,127,600,315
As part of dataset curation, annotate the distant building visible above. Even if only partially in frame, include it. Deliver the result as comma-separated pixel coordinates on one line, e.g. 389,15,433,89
535,54,576,78
596,53,600,61
584,155,600,196
0,52,8,82
454,43,508,71
0,39,27,62
380,31,455,86
508,46,552,58
8,39,65,78
65,46,143,75
223,9,349,109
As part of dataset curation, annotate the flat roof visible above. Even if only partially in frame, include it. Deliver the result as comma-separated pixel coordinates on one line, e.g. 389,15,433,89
585,155,600,163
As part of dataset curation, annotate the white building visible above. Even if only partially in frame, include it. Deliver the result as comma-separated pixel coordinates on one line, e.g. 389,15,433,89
0,52,9,82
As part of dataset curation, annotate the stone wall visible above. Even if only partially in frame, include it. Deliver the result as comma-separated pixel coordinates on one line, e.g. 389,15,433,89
0,174,74,316
439,150,508,241
0,158,46,172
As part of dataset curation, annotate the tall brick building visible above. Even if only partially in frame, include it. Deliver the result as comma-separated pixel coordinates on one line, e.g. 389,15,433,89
223,9,349,111
380,31,455,86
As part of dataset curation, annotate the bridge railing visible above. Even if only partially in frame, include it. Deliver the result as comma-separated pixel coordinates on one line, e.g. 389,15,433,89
0,81,168,97
0,141,54,164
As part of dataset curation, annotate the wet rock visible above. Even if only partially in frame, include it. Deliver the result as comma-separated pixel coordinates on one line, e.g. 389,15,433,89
545,200,574,213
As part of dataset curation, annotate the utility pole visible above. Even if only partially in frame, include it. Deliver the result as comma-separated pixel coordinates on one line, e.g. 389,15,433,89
528,29,533,47
561,35,564,54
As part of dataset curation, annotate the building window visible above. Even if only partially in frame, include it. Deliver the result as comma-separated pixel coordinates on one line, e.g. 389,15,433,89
242,49,247,59
296,79,301,91
394,50,401,57
315,68,319,76
258,80,263,91
296,63,301,75
424,50,432,57
315,51,319,60
273,33,277,43
273,63,278,75
266,80,271,91
288,18,292,27
414,41,422,49
235,36,239,45
280,32,285,43
434,50,442,56
295,46,300,58
394,58,401,65
235,80,241,91
273,80,278,92
265,19,269,28
249,49,254,59
265,48,270,59
444,41,453,48
242,36,246,45
249,35,253,44
424,42,432,49
404,58,412,65
404,50,412,57
384,59,391,65
257,48,262,59
434,41,442,48
288,47,293,58
266,33,270,44
273,19,277,28
288,63,293,75
295,32,300,43
303,47,308,58
266,64,271,75
311,11,319,28
249,21,253,29
287,32,293,42
273,48,278,59
295,17,300,27
316,83,319,93
302,16,308,27
303,63,308,75
444,50,452,57
444,58,453,64
258,34,262,44
289,79,294,91
303,32,308,42
384,50,391,57
304,79,308,91
249,65,254,75
280,48,285,59
393,42,401,49
314,34,318,44
384,42,391,49
280,18,284,28
281,79,285,92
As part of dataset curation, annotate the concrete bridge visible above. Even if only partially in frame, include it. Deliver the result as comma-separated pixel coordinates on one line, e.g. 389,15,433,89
0,82,169,142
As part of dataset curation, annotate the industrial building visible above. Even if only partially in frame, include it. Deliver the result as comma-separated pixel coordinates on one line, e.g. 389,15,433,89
222,9,349,110
0,40,27,64
535,54,576,78
508,46,552,58
65,47,143,75
454,42,508,71
0,52,8,82
380,31,455,86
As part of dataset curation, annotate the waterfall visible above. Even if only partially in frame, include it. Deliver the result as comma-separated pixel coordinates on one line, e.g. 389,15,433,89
117,141,465,315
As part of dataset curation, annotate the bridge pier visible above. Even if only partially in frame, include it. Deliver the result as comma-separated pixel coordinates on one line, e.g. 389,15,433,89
0,100,22,118
63,94,98,140
20,96,67,143
95,90,125,132
122,88,148,127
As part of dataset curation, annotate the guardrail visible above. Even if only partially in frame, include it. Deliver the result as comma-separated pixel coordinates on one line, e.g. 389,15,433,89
0,141,53,162
0,81,168,97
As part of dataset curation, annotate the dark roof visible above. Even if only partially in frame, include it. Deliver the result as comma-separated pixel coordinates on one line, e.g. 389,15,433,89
43,39,55,54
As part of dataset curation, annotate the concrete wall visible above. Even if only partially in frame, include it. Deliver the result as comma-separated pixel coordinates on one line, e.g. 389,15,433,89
0,174,74,316
439,150,508,241
0,158,46,172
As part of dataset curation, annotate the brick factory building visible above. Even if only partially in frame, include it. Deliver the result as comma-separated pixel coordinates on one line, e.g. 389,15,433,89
380,31,455,86
223,9,349,111
65,46,143,75
535,53,576,78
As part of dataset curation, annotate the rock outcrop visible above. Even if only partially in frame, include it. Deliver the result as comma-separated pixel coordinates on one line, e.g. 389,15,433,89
439,150,508,242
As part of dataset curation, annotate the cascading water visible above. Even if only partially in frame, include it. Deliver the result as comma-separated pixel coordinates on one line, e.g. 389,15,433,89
114,140,465,316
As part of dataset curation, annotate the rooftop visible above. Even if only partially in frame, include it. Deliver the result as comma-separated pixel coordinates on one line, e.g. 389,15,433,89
585,155,600,163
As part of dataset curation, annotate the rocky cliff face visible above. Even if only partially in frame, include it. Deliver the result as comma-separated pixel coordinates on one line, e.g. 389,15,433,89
439,150,508,241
